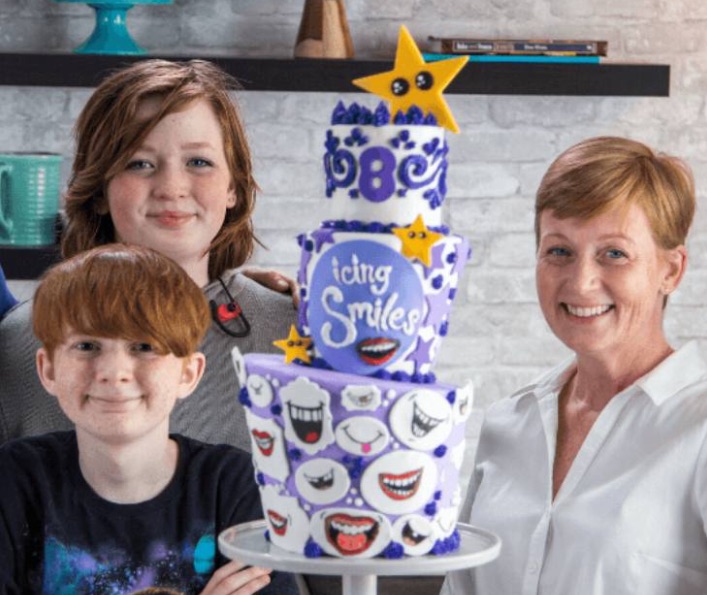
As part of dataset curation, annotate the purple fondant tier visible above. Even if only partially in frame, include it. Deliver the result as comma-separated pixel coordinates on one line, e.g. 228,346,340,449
324,105,448,227
231,350,473,559
296,229,470,378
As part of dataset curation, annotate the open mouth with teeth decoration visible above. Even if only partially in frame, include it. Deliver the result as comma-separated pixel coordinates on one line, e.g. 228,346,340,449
563,303,614,318
287,402,324,444
251,429,275,456
378,467,423,501
411,401,445,438
304,468,335,491
402,520,431,546
267,509,289,536
356,337,400,366
325,513,380,555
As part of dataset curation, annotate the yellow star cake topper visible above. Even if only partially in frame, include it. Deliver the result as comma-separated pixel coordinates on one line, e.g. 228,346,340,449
392,214,444,266
273,325,312,364
352,25,467,133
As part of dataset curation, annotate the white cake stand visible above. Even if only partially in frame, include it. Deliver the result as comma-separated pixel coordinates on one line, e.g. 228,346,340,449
218,520,501,595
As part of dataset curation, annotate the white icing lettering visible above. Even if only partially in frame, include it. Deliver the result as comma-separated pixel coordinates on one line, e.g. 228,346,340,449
321,286,357,347
320,287,421,348
330,253,393,296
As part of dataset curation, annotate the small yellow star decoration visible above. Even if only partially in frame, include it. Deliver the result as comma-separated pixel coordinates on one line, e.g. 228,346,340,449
352,25,467,133
392,215,443,267
273,325,313,364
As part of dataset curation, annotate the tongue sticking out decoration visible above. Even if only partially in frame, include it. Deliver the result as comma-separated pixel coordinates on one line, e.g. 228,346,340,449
352,25,467,133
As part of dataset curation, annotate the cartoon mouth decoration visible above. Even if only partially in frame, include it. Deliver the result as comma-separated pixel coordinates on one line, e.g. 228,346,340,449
304,468,335,491
378,467,423,501
411,401,445,438
287,402,324,444
402,520,431,546
356,337,400,366
342,424,384,455
325,513,380,555
251,429,275,456
267,509,289,536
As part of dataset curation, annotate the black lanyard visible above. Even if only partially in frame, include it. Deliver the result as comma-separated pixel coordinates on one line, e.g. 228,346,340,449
210,277,251,338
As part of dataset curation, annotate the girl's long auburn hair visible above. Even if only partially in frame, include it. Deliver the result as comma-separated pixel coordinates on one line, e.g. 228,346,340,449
62,59,258,281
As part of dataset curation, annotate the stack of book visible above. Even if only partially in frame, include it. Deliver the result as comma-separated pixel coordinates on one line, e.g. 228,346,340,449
425,37,607,64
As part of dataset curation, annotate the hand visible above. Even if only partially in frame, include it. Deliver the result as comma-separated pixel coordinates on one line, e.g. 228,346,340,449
199,560,272,595
240,266,299,309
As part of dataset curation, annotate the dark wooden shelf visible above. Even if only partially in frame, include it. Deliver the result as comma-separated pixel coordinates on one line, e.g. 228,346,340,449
1,246,61,280
0,53,670,96
0,53,670,280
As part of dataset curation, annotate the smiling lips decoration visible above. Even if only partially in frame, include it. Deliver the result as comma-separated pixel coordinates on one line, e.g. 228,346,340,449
378,467,423,501
251,429,275,456
325,512,380,556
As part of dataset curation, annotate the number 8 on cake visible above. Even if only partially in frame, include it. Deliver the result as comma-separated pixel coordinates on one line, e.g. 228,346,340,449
232,24,473,559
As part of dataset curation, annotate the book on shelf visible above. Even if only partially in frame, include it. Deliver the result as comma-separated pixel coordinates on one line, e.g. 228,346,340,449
427,37,608,56
422,52,600,64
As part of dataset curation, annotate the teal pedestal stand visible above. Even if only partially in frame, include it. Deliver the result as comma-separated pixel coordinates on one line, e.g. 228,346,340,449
55,0,172,55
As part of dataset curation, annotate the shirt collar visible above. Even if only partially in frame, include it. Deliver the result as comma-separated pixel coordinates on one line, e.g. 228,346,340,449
635,341,707,405
512,341,707,407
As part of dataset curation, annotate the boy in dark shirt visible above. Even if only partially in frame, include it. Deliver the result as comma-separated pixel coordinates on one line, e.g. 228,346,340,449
0,244,295,595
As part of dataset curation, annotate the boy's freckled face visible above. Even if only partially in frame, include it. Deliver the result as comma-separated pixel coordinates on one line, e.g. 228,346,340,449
37,333,202,444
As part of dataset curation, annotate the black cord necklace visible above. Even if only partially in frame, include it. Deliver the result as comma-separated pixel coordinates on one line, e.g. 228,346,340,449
210,276,251,338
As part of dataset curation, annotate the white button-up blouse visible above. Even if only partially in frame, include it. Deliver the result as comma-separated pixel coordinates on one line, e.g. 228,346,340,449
443,341,707,595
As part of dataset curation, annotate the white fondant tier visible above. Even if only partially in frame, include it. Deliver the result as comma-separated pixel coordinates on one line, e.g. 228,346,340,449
297,230,470,379
232,350,473,559
324,124,448,227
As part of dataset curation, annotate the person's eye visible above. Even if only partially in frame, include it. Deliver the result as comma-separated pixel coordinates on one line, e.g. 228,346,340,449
546,246,571,257
605,248,627,260
125,159,153,171
187,157,213,168
131,342,156,353
73,341,99,352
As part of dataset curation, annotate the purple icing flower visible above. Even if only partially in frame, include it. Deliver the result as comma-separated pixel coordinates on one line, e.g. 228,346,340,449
238,387,251,408
305,540,324,558
383,542,405,559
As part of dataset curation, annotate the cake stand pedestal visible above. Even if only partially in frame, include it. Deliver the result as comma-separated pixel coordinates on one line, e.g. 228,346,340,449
55,0,172,54
218,520,501,595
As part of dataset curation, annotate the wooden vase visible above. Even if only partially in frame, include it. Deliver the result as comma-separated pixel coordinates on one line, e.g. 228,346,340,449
294,0,354,59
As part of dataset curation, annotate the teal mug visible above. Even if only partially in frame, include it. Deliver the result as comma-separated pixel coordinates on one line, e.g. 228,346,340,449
0,152,63,246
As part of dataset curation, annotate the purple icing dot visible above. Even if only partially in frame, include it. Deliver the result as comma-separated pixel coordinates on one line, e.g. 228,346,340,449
425,501,438,516
411,372,422,383
446,252,458,264
305,540,324,558
446,390,456,405
270,404,282,416
238,387,252,408
448,288,457,300
434,445,448,458
383,542,405,559
289,448,302,461
434,490,442,501
392,371,405,382
432,275,444,289
440,322,449,336
256,472,265,486
264,529,271,542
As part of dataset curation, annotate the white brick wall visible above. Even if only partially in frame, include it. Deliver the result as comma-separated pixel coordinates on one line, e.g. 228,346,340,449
3,0,707,481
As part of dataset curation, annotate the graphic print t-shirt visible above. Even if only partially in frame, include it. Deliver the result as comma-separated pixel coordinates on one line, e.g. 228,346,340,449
0,432,282,594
